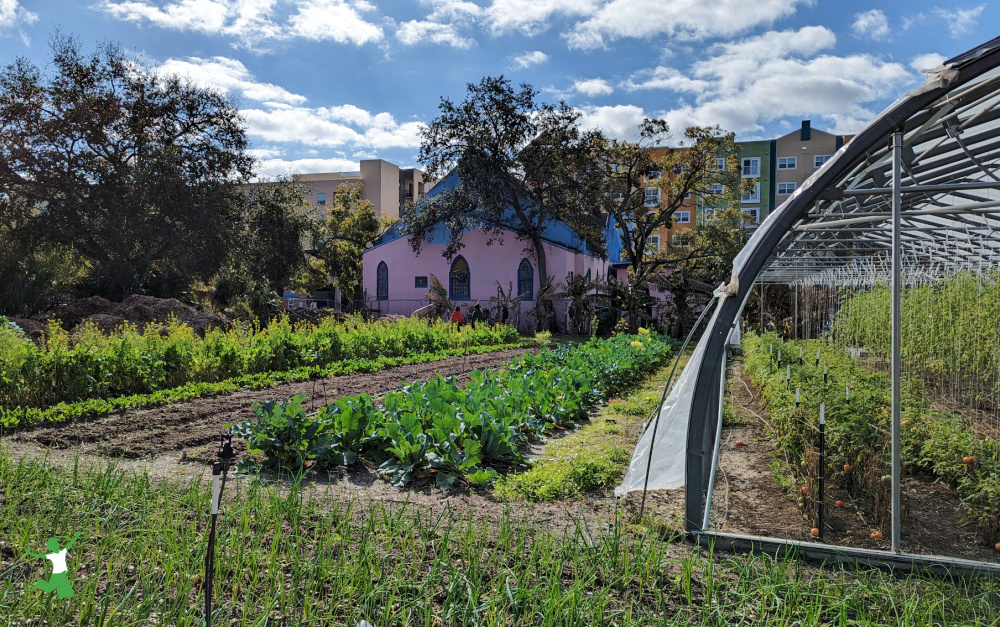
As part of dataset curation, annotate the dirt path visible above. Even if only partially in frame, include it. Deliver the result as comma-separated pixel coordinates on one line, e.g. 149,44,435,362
3,347,532,467
714,361,998,562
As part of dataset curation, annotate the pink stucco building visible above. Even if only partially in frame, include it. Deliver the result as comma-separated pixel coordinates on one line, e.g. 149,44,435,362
361,224,612,332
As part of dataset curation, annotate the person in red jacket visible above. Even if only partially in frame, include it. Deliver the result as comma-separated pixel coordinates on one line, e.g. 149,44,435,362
450,305,466,327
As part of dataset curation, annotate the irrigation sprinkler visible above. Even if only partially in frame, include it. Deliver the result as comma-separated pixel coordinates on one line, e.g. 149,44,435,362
777,350,782,363
799,347,804,365
819,404,826,541
769,343,773,355
815,348,821,367
204,432,234,627
795,386,801,408
846,382,851,400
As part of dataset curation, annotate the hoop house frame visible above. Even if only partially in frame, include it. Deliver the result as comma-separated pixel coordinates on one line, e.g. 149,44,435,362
678,37,1000,575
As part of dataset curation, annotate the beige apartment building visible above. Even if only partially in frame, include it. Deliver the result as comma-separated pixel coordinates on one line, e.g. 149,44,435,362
251,159,427,220
774,121,852,203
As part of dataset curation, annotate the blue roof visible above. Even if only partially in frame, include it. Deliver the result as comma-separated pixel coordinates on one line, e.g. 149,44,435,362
368,170,619,257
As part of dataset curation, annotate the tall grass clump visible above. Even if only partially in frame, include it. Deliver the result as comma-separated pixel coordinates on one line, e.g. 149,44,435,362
0,316,520,419
2,451,998,625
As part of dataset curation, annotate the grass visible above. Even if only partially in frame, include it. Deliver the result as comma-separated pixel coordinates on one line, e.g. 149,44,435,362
2,450,998,625
494,357,686,502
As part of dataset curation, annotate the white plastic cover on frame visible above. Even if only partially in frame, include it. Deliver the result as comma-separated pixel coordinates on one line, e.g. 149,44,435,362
615,306,722,495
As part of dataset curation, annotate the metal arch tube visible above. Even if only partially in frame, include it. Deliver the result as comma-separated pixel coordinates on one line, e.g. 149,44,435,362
891,130,903,554
702,350,727,531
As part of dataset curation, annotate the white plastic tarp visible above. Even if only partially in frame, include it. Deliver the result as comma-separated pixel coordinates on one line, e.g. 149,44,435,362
615,306,722,495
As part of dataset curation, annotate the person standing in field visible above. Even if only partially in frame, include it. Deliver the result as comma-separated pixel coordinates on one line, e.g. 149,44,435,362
27,533,81,599
450,305,466,327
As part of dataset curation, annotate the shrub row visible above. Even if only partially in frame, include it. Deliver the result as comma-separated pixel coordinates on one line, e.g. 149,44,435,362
233,331,674,489
743,331,1000,543
0,316,519,411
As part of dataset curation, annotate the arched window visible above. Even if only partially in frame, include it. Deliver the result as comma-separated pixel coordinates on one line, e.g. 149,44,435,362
517,259,533,301
450,256,470,300
376,261,388,301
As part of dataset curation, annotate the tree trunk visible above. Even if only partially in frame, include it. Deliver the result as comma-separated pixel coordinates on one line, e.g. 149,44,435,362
531,236,551,333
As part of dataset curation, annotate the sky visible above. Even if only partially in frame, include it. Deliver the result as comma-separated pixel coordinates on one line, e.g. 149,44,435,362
0,0,995,178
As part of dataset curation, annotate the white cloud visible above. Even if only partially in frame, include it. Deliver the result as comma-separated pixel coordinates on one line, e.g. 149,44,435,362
256,155,361,177
634,27,912,136
509,50,549,70
396,0,481,48
486,0,598,35
573,78,613,97
242,106,424,150
624,66,709,93
565,0,809,49
288,0,383,44
932,4,985,38
910,52,947,73
576,104,647,139
397,20,475,48
0,0,39,44
851,9,890,41
156,56,307,104
96,0,382,47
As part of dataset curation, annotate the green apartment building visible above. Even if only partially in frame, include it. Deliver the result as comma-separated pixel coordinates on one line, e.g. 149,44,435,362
699,139,774,227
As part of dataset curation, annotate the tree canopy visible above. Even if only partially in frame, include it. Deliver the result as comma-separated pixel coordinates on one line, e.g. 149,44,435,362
404,76,609,288
0,36,253,301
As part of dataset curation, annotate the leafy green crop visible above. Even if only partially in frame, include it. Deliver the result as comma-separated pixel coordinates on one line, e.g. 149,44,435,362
234,333,675,489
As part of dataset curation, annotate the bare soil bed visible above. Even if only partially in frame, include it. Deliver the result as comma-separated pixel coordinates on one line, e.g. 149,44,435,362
712,361,998,562
4,347,532,462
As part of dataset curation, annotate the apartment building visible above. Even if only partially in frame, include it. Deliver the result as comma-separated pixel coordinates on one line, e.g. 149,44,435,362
774,121,851,207
250,159,427,220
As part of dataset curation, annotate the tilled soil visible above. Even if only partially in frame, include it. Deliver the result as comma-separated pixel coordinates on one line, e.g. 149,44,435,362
716,362,998,562
5,347,533,463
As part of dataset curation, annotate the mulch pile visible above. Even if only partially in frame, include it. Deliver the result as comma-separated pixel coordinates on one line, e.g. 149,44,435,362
55,295,230,337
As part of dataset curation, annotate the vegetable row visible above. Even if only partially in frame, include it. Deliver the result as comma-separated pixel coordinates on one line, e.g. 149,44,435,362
233,331,673,489
0,315,519,412
743,331,1000,544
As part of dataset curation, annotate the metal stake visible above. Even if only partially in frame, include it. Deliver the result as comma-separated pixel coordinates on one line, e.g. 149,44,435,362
819,403,826,541
890,129,903,554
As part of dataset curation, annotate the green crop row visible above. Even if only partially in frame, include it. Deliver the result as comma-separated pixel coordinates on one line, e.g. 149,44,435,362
832,271,1000,394
743,331,1000,543
0,342,522,429
233,332,674,489
0,315,520,412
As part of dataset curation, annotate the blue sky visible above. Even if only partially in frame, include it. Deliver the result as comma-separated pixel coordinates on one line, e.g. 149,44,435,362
0,1,994,178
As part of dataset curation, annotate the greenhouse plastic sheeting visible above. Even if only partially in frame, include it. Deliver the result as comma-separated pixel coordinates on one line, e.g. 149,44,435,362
615,306,722,495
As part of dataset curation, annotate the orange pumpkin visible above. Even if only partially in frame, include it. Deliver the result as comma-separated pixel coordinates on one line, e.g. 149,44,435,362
843,464,853,473
810,528,820,538
835,500,845,507
870,530,883,539
963,456,975,464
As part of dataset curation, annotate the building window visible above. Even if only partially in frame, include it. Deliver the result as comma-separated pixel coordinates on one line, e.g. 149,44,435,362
741,157,760,178
517,259,533,301
648,235,661,253
742,182,761,203
777,157,797,170
414,276,428,288
585,268,592,282
675,210,691,223
644,187,660,207
814,154,832,168
672,164,689,175
714,157,726,171
450,256,470,300
646,168,662,180
742,208,759,227
317,192,326,206
376,261,388,301
777,182,796,195
703,207,718,221
707,183,724,195
672,233,691,247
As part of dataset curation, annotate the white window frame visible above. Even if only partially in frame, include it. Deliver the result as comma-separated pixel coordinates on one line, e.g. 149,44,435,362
644,187,661,207
647,235,661,253
814,154,832,168
715,157,726,171
742,208,759,227
707,183,724,195
703,207,719,221
777,157,797,170
777,182,796,195
741,182,760,203
671,233,691,247
675,210,691,223
741,157,760,178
